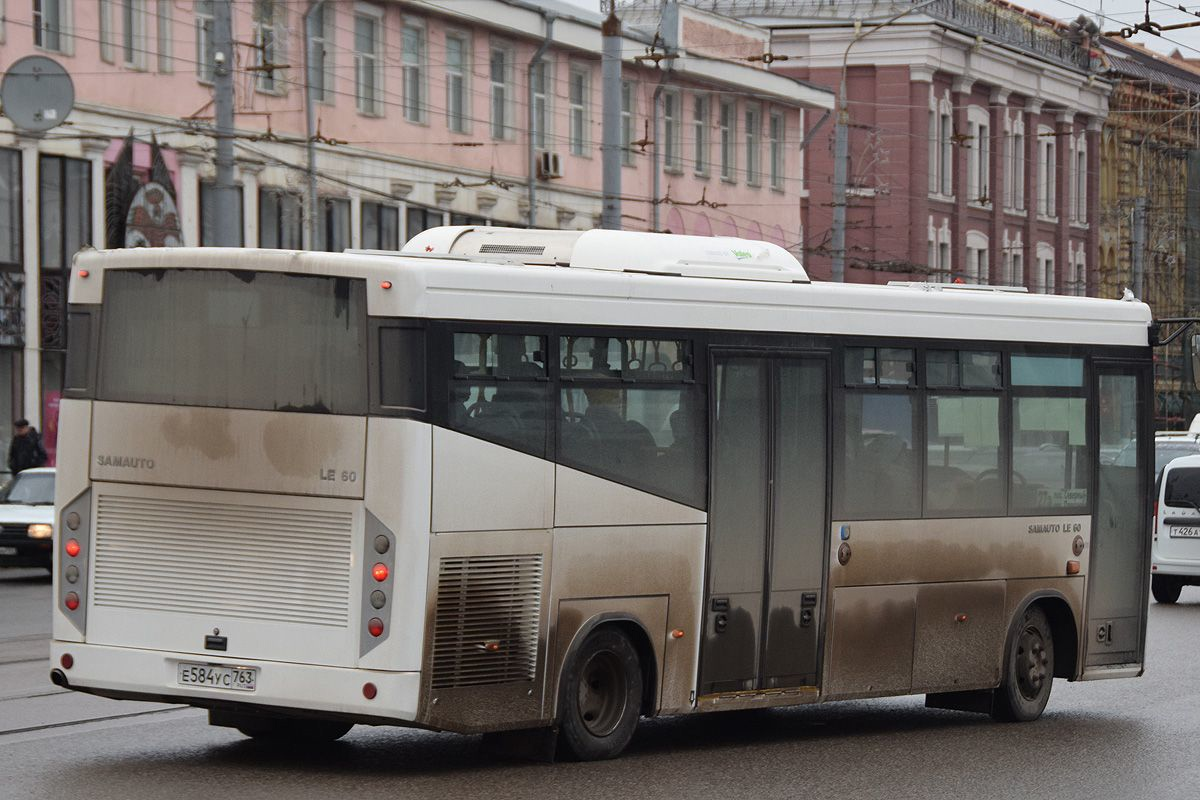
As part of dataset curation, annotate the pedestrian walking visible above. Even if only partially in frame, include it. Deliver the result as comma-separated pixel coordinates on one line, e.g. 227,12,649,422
7,419,47,475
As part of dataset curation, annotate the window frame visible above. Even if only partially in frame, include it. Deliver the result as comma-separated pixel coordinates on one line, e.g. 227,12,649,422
719,98,736,183
445,31,471,134
401,16,428,124
693,94,709,177
568,63,591,158
353,6,384,117
253,0,285,94
768,110,785,190
621,80,636,167
309,3,336,104
745,103,762,186
195,0,215,83
489,42,514,141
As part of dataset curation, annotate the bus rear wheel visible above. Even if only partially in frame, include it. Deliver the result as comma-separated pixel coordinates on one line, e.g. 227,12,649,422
1152,575,1183,604
557,628,642,761
992,605,1054,723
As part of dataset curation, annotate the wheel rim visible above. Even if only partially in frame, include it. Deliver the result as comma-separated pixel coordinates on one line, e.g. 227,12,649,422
576,649,628,737
1014,624,1049,702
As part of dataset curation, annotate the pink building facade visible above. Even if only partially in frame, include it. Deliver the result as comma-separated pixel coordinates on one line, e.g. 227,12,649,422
662,0,1109,290
0,0,833,460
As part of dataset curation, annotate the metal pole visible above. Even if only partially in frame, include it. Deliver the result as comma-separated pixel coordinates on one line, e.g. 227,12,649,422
304,1,323,250
527,13,555,228
600,8,622,230
212,0,239,247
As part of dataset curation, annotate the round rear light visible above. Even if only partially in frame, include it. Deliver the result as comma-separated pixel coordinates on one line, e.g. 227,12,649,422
371,563,388,582
65,539,81,558
60,653,74,669
368,617,385,637
64,592,80,611
362,682,378,700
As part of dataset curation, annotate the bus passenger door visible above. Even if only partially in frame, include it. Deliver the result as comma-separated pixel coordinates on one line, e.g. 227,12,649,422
1084,362,1150,672
700,354,829,694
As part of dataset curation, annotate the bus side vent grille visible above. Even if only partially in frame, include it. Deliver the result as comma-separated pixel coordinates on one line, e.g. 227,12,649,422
430,554,543,689
478,244,546,255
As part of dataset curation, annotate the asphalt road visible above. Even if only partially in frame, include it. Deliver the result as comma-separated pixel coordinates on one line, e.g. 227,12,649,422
3,567,1199,800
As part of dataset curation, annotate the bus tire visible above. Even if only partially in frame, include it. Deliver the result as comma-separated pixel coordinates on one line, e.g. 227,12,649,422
1151,575,1183,604
557,627,642,761
992,604,1054,723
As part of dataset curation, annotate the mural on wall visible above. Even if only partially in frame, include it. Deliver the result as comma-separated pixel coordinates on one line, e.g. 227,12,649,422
105,133,182,248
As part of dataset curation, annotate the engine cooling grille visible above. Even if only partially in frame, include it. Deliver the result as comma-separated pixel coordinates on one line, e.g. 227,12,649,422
478,244,546,255
92,493,354,627
430,554,544,689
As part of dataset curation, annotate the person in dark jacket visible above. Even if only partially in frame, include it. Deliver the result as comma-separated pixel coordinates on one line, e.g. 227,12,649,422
7,419,47,474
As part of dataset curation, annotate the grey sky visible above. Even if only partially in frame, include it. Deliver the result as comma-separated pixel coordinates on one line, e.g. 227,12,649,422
560,0,1200,58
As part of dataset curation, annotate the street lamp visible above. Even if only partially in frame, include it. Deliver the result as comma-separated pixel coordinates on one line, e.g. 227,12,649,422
831,0,941,281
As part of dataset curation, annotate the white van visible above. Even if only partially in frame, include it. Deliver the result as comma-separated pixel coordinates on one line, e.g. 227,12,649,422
1152,453,1200,603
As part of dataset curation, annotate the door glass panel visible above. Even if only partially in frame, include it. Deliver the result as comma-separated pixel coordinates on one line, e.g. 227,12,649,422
1088,371,1144,665
702,359,768,693
764,361,826,687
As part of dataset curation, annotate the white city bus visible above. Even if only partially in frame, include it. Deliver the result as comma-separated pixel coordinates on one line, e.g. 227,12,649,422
50,228,1152,760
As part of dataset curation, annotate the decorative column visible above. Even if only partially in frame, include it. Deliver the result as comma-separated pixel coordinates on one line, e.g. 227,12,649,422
1085,117,1102,296
350,192,362,250
1056,110,1074,294
176,150,207,247
238,162,262,248
952,75,975,278
19,138,40,429
989,88,1009,284
910,66,935,272
1023,100,1042,290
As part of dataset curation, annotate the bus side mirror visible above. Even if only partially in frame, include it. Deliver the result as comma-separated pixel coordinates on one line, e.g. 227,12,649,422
1193,333,1200,392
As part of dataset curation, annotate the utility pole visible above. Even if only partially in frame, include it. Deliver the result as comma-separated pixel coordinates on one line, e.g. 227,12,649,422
304,2,324,250
1133,196,1146,300
600,4,622,230
212,0,240,247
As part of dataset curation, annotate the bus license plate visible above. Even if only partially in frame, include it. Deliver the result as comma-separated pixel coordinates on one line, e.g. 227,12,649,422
1170,526,1200,538
177,662,258,692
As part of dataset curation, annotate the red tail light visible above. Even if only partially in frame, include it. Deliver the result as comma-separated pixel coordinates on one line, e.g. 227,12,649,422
65,539,81,558
1153,501,1159,541
371,563,389,582
64,592,80,611
367,618,384,637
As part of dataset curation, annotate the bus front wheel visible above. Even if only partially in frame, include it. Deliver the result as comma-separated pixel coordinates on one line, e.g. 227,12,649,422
557,627,642,761
992,604,1054,723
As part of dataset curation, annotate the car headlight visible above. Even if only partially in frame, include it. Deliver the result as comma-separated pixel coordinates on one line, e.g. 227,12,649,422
27,523,53,539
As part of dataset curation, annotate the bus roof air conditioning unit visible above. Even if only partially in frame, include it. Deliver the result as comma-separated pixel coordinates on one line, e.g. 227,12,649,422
538,151,562,180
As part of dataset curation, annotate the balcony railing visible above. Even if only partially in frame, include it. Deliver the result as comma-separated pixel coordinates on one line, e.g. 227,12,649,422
661,0,1094,72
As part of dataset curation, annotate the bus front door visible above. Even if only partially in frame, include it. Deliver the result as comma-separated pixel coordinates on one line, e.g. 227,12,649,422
700,355,830,695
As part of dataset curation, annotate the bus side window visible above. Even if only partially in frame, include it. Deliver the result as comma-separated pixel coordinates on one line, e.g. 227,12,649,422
449,332,550,458
378,326,426,411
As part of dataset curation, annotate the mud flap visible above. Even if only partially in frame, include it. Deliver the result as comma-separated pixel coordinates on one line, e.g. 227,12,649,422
925,689,994,715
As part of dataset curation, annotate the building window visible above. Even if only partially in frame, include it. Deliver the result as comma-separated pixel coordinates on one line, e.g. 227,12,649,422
0,150,20,270
569,65,590,157
354,11,383,116
1007,122,1026,211
719,100,736,182
406,205,445,241
446,33,469,133
100,0,114,62
1010,252,1023,287
1073,142,1087,224
1038,128,1055,217
928,109,937,194
966,236,989,284
663,90,681,171
938,242,950,278
940,110,953,195
308,4,335,104
693,95,709,176
361,201,399,250
321,197,350,252
402,20,426,123
121,0,148,69
745,105,761,185
1034,245,1055,294
156,0,172,72
195,0,214,82
769,111,784,190
531,59,551,151
258,188,302,249
490,45,513,140
967,108,989,204
33,0,68,52
621,81,635,166
253,0,284,93
39,156,92,270
199,181,244,247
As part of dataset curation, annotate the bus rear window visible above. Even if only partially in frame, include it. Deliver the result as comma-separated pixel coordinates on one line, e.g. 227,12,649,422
98,269,367,414
1165,467,1200,510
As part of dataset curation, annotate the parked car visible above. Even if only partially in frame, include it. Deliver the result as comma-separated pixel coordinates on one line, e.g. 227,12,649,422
1111,430,1200,483
0,468,56,571
1152,454,1200,603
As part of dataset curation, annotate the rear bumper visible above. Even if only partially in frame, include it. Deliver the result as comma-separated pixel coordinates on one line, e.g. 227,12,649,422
49,641,422,726
1150,554,1200,577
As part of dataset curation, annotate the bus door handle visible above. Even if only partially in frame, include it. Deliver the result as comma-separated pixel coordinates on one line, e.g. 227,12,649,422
711,597,730,634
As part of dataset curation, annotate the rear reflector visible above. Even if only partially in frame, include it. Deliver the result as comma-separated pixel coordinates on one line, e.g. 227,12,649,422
363,682,377,700
368,617,384,637
60,654,74,669
64,592,80,611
